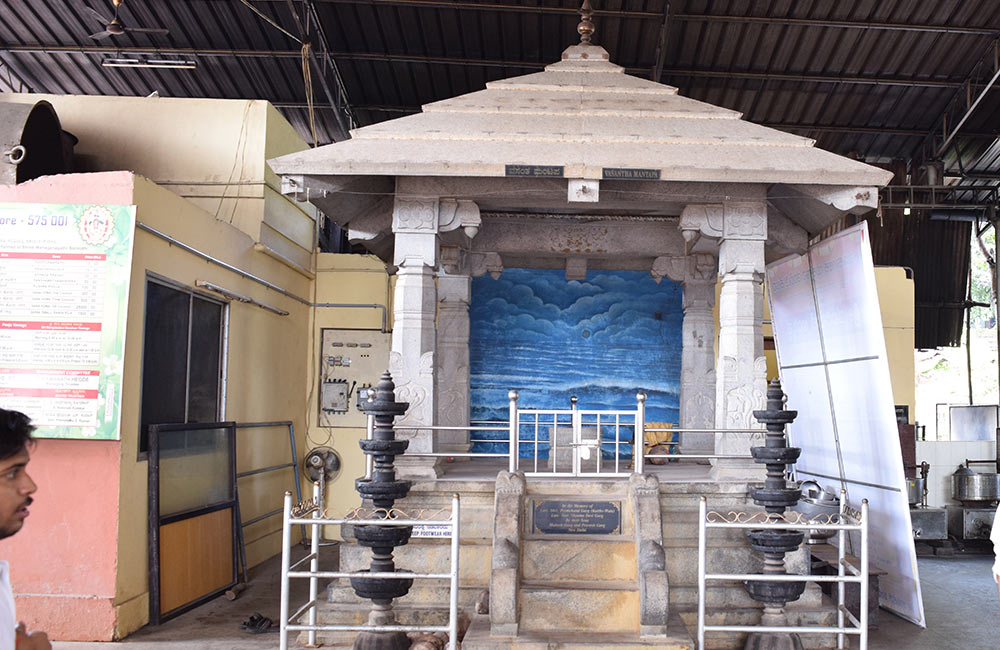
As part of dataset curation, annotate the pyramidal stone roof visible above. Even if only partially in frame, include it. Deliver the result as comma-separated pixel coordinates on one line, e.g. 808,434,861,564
270,43,893,187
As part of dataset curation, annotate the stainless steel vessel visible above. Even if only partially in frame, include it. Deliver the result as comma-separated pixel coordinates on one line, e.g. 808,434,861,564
792,480,840,544
906,478,924,506
951,465,1000,505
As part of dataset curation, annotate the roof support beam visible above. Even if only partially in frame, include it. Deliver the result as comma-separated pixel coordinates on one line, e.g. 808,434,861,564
218,1,1000,35
3,45,987,90
919,38,1000,168
651,2,671,82
266,0,351,140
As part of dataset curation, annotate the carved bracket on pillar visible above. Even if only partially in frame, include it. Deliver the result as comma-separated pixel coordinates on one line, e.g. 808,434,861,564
650,253,717,285
439,198,482,239
679,202,767,253
469,251,504,280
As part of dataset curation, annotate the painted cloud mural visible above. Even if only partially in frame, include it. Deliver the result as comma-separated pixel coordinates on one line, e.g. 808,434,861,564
469,268,683,457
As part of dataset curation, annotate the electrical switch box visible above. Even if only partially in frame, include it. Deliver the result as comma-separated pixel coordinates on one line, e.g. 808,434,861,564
318,329,390,427
321,379,350,414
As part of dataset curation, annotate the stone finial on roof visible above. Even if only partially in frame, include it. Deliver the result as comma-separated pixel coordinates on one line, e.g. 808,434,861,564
578,0,595,44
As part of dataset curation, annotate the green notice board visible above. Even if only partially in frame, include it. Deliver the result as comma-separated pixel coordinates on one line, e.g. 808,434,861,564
0,202,136,439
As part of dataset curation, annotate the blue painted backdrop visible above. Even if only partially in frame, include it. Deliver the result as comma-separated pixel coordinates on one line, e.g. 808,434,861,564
469,268,683,456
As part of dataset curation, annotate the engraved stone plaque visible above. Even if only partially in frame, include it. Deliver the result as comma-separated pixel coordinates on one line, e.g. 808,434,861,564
530,499,622,536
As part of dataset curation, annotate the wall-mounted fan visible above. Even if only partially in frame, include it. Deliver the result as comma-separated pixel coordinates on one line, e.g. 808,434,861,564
85,0,169,40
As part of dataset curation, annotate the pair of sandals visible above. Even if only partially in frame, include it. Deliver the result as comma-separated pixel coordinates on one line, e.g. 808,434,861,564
240,612,277,634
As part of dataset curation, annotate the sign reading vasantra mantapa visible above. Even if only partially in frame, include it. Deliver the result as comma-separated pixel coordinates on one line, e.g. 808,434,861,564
531,499,622,535
602,167,662,180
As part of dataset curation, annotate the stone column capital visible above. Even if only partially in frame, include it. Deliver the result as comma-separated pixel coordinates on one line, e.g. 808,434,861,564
718,238,765,278
679,201,767,251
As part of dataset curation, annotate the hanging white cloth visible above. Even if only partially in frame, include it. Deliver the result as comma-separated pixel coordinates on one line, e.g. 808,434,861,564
992,503,1000,582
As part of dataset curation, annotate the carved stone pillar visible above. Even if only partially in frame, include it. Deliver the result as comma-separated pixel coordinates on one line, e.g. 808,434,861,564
436,255,472,455
650,253,717,456
680,255,717,455
389,197,441,478
713,203,768,479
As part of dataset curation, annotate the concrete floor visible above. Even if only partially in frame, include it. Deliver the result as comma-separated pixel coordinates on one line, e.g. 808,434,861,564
865,554,998,650
53,544,333,650
51,547,998,650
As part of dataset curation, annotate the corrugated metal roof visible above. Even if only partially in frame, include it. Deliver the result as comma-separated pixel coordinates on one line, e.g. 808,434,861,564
1,1,997,164
2,0,997,347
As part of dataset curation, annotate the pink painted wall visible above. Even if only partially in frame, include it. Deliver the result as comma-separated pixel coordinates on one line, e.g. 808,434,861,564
1,440,121,640
0,173,132,640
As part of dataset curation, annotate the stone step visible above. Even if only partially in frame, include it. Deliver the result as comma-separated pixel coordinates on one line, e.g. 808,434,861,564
339,539,492,584
524,480,631,498
326,580,483,608
663,543,811,586
521,539,636,582
675,603,838,650
669,582,825,609
304,602,461,647
518,580,640,634
462,613,694,650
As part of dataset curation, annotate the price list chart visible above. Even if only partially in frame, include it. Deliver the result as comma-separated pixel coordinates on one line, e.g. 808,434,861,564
0,203,135,438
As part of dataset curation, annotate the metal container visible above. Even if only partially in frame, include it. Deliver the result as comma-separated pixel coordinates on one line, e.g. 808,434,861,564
951,465,1000,505
947,505,997,540
909,507,947,540
906,478,924,506
792,480,840,544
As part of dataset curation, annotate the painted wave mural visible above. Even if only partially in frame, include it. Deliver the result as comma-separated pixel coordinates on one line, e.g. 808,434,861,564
469,268,683,457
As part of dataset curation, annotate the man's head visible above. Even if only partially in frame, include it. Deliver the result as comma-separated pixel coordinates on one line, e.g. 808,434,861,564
0,408,37,539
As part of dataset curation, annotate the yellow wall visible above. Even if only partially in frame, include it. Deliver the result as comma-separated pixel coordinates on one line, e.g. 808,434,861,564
0,93,317,271
115,176,312,636
307,253,393,531
874,266,916,423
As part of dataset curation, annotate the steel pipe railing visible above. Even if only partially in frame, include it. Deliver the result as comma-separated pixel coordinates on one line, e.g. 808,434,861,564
279,488,461,650
696,493,870,650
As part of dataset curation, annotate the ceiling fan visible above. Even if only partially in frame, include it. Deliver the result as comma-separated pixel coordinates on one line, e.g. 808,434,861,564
85,0,169,40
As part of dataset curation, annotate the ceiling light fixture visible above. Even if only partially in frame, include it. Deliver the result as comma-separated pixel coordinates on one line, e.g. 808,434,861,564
101,56,196,69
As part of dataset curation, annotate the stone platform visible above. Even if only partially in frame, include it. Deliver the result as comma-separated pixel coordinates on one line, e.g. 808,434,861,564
305,463,836,650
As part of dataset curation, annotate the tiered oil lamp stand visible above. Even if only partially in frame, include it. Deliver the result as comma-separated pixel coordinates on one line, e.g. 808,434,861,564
745,378,805,650
351,372,413,650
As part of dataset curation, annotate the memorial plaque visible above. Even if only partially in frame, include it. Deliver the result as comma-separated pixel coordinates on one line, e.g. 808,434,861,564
602,167,661,180
531,499,622,535
505,164,564,178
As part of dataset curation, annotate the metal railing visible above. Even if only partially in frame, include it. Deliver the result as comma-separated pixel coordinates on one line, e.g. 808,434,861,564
365,390,767,477
697,492,870,650
279,485,462,650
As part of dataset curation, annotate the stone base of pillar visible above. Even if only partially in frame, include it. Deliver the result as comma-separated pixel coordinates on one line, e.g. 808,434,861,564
710,457,766,481
394,455,443,479
679,433,715,456
743,632,803,650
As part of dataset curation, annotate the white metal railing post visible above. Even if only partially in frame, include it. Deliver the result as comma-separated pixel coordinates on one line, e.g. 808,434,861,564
699,498,868,646
837,489,846,649
279,490,293,650
448,494,461,650
860,499,870,650
365,412,375,480
697,496,707,650
571,396,580,476
307,481,321,647
508,390,519,473
635,392,646,474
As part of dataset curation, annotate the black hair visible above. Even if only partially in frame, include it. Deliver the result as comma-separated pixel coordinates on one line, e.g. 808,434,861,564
0,408,35,461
